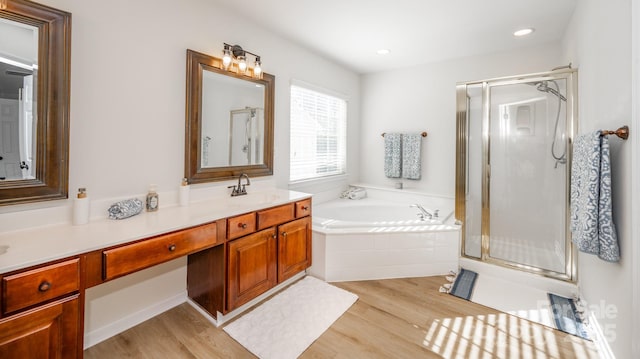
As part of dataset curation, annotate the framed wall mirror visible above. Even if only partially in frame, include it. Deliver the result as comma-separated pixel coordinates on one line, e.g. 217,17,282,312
0,0,71,206
185,49,274,183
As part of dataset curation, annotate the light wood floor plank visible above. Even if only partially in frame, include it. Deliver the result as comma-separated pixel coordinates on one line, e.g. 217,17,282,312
84,276,599,359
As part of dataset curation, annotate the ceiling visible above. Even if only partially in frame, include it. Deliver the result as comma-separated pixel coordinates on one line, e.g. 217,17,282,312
213,0,577,74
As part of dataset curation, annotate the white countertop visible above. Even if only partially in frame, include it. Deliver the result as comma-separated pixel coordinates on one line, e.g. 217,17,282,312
0,189,311,273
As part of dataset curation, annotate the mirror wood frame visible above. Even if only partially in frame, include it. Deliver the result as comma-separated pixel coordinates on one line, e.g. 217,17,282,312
0,0,71,206
185,49,274,183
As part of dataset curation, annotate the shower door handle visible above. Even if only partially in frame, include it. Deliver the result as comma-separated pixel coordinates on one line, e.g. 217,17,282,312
482,163,490,212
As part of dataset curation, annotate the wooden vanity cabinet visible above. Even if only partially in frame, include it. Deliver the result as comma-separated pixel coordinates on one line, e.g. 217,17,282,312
226,227,277,311
225,199,312,312
0,194,310,357
0,295,80,359
103,222,218,281
0,258,82,359
277,216,312,283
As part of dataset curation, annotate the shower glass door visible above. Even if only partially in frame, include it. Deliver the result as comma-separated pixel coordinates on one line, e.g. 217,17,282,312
456,69,577,281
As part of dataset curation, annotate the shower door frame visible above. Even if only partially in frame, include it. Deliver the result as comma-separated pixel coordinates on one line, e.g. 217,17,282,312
455,68,578,282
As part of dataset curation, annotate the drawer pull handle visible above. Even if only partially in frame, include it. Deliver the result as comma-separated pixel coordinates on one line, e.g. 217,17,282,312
282,232,287,237
168,244,177,252
38,281,51,292
238,223,247,229
301,206,309,211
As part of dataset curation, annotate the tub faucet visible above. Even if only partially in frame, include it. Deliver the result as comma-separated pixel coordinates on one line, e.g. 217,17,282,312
228,173,251,196
410,204,433,220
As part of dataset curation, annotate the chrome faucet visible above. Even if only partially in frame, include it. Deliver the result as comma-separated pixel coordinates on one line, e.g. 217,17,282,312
228,173,251,196
410,204,435,220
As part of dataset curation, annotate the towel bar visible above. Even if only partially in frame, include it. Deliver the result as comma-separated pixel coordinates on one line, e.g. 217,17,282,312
381,131,427,138
601,126,629,140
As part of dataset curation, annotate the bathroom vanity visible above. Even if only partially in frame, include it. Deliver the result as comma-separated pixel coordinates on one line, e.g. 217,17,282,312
0,189,311,358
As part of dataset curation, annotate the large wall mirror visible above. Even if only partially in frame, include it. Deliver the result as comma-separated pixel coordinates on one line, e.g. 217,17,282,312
0,0,71,206
185,49,274,183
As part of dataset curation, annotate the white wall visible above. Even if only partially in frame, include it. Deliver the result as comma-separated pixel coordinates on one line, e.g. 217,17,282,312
632,2,640,357
359,43,563,196
0,0,360,346
0,0,360,223
562,0,632,357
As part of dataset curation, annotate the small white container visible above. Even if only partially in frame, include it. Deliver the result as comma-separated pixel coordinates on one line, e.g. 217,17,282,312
73,188,90,225
179,178,190,207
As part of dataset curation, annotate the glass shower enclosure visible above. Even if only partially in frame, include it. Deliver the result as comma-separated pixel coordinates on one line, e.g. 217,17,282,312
455,69,577,281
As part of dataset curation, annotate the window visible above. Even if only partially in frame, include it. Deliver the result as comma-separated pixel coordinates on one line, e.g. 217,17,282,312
289,84,347,182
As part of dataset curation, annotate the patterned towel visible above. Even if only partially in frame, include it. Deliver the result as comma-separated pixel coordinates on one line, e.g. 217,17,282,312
570,131,619,262
384,133,402,178
402,133,422,180
108,198,144,220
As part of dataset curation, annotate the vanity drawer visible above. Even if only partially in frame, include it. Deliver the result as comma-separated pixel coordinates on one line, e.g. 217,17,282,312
257,204,295,230
103,222,218,280
295,199,312,218
227,213,256,240
2,258,80,315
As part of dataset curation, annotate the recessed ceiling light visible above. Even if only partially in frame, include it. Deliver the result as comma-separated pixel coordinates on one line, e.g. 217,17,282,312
376,49,390,55
513,28,535,37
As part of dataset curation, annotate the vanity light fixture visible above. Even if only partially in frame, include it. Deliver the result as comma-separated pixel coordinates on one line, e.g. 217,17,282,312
254,56,262,77
222,44,232,70
221,43,263,79
237,54,247,74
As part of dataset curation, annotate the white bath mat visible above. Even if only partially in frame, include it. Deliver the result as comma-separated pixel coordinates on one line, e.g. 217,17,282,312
223,276,358,359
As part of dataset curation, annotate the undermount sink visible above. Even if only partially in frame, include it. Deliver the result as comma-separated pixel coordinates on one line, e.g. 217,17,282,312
228,192,284,206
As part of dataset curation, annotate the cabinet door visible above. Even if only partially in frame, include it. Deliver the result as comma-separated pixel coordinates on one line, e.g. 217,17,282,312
278,216,312,283
227,227,277,311
0,295,80,359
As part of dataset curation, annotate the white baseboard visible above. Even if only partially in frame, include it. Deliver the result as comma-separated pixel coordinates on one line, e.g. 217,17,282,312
187,298,219,327
84,291,187,349
585,311,616,359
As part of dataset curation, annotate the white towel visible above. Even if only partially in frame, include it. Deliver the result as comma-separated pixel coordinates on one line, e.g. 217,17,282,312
384,133,402,178
402,133,422,180
570,131,619,262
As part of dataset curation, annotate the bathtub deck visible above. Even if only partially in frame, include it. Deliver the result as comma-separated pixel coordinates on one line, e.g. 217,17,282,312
85,276,598,359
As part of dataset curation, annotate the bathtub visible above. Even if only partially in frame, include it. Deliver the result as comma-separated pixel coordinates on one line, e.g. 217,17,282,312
313,198,453,230
308,186,460,282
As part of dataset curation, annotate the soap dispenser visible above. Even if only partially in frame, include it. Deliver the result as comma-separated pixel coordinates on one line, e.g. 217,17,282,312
146,184,159,212
73,187,90,225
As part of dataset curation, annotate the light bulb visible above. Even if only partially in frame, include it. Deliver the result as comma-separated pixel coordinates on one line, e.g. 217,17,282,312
253,57,262,79
237,55,247,74
222,47,232,70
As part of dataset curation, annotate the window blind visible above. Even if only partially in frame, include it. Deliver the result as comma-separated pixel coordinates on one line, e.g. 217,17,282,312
289,85,347,182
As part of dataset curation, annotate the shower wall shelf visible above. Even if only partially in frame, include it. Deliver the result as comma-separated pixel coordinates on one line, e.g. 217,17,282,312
601,125,629,140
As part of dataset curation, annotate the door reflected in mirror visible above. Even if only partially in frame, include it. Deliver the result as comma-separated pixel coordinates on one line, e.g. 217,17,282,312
201,70,265,167
0,18,38,181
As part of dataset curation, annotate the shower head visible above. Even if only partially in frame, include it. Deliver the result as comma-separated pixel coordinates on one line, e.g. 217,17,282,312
529,80,567,102
536,81,549,92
